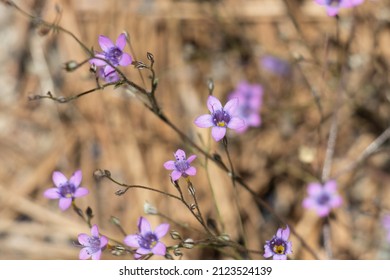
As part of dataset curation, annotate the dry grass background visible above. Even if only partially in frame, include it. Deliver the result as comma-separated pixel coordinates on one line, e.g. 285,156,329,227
0,0,389,260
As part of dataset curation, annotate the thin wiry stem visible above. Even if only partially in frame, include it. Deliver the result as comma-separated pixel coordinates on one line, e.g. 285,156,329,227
223,137,247,251
103,170,214,237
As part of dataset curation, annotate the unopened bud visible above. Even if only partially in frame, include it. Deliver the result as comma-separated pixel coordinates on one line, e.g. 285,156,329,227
170,230,182,240
173,248,183,256
64,61,79,72
93,169,106,180
182,238,194,249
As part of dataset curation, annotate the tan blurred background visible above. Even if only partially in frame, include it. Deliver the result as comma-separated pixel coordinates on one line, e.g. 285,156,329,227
0,0,390,259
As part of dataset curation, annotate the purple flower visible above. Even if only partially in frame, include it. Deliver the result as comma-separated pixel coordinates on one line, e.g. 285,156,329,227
382,215,390,243
194,95,245,141
163,149,197,181
264,226,292,260
78,224,108,260
228,81,263,133
124,216,170,259
302,180,342,217
44,170,89,211
89,33,132,80
314,0,364,17
260,55,290,77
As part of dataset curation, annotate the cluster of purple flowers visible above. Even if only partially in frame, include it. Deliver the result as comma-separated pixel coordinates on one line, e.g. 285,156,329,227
89,33,132,82
227,81,263,133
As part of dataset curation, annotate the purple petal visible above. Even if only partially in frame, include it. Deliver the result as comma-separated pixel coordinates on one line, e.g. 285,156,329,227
302,197,316,209
124,234,140,248
187,154,197,163
351,0,364,5
281,226,290,241
100,236,108,248
326,7,340,16
151,242,166,256
329,196,342,208
43,188,60,199
59,198,72,211
119,53,132,66
89,54,107,67
154,223,170,239
137,247,151,255
207,95,222,112
276,228,283,239
227,117,245,130
316,205,331,217
171,170,182,181
194,114,214,128
246,114,261,126
273,254,287,260
98,35,114,52
314,0,327,4
116,33,127,50
263,245,273,258
74,187,89,198
185,166,196,176
307,183,323,196
78,233,91,246
91,225,99,238
174,149,186,160
163,160,176,170
103,71,120,83
79,247,91,260
138,217,151,235
323,180,337,193
223,98,239,116
69,170,82,188
211,126,226,142
52,171,67,187
104,65,116,76
91,250,102,260
235,124,249,134
133,253,142,259
285,241,293,254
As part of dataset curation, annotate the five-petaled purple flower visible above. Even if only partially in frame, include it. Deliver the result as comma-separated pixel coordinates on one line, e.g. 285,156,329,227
302,180,342,217
194,95,245,141
89,33,132,81
314,0,364,17
124,216,170,259
228,81,263,133
44,170,89,211
163,149,197,181
264,226,292,260
78,224,108,260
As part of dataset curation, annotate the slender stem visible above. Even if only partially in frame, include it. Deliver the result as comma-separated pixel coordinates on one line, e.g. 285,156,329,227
104,172,214,236
105,174,183,202
222,137,247,249
29,80,120,103
187,180,207,230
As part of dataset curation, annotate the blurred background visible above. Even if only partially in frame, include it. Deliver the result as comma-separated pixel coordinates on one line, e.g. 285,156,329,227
0,0,390,260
